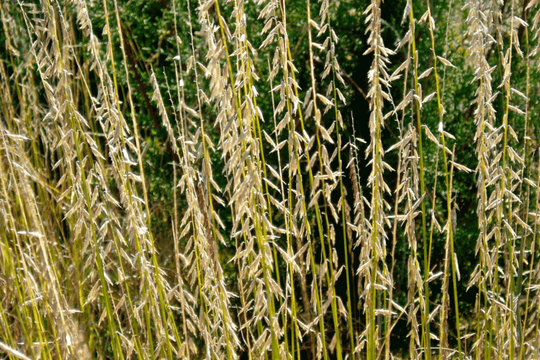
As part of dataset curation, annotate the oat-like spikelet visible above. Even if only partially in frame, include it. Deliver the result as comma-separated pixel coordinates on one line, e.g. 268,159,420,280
464,1,499,358
359,1,394,359
465,0,530,358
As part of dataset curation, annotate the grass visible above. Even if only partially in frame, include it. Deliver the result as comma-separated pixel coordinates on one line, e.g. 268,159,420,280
1,0,540,359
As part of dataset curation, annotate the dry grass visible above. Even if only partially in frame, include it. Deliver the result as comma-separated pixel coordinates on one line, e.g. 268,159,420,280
1,0,540,359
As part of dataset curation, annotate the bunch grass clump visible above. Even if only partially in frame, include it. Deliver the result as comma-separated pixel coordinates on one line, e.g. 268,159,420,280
1,0,540,359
